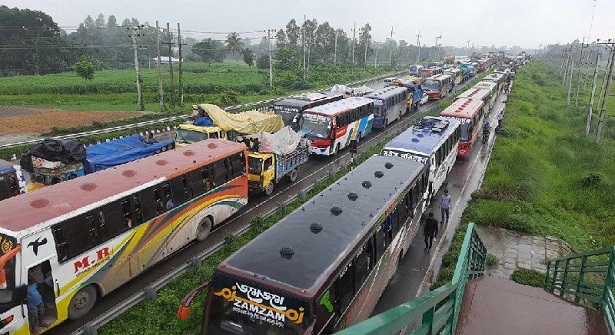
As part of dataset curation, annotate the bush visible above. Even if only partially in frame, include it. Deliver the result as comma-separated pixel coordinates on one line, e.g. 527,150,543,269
486,254,499,267
510,268,545,288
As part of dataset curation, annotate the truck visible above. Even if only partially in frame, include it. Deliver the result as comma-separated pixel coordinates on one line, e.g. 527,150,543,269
394,81,425,113
0,159,27,200
246,127,310,196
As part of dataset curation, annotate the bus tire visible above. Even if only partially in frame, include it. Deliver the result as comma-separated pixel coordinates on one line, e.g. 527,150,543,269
68,285,97,320
331,144,340,156
196,216,213,241
286,169,298,183
264,182,275,196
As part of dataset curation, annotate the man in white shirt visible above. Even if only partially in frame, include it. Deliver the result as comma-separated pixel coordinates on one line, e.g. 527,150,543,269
440,189,452,223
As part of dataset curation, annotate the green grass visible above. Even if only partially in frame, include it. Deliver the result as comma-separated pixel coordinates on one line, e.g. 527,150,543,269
0,61,399,112
510,268,545,288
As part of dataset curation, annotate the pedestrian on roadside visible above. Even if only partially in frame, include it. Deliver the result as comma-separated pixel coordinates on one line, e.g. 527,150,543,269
27,273,45,334
424,213,439,251
440,189,452,223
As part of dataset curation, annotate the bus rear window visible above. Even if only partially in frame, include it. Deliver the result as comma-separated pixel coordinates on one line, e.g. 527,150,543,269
202,273,310,335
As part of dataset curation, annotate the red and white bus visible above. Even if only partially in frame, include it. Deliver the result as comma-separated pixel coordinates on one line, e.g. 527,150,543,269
298,97,374,156
419,67,443,81
456,87,492,110
423,74,453,100
439,98,486,157
0,139,248,334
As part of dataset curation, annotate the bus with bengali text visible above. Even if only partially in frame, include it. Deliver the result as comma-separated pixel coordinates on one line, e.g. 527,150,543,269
439,98,486,157
298,97,374,156
195,154,429,334
273,92,344,130
422,74,453,100
364,86,408,129
0,139,248,334
381,116,460,205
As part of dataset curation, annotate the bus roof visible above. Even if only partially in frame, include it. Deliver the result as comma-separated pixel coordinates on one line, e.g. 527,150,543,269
220,155,425,296
439,98,485,119
0,139,245,234
456,87,490,101
428,74,451,81
364,86,407,100
383,116,461,155
304,96,373,117
275,92,343,109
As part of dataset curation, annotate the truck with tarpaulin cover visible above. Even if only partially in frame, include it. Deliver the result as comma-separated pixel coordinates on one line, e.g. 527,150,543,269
246,126,310,196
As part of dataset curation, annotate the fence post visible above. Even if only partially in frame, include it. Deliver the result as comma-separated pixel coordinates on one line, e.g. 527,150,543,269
601,248,615,310
574,255,588,304
421,306,435,335
560,258,570,298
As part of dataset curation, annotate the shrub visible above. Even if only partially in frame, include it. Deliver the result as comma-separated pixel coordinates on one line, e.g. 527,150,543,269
510,268,545,288
486,254,499,267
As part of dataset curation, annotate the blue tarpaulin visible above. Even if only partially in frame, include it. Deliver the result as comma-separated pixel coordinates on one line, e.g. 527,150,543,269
84,134,174,174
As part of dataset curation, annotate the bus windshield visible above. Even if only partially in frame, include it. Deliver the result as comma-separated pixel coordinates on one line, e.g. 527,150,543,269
459,121,472,141
299,113,331,139
422,79,441,91
273,106,300,125
175,128,208,144
202,274,310,335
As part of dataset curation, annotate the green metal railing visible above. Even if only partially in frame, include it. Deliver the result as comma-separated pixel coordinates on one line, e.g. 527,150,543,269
545,246,615,334
335,222,486,335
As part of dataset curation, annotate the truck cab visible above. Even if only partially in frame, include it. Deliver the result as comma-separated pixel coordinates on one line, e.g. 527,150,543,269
174,124,227,147
247,141,310,196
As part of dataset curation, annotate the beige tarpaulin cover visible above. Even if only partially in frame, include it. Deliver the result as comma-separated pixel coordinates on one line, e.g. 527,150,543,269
197,104,284,135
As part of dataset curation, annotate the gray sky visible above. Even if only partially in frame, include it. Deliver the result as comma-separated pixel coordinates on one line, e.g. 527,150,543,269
5,0,615,49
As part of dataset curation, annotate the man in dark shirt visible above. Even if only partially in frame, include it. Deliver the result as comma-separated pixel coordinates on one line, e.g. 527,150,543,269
424,213,439,251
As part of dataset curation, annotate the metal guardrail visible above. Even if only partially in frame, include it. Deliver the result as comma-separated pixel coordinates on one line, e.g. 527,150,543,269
545,246,615,334
334,223,487,335
1,70,407,151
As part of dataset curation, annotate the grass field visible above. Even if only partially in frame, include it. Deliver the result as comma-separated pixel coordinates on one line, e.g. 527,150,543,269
0,61,398,112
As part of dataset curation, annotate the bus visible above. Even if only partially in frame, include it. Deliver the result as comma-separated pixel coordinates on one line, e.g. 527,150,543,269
381,116,461,204
273,93,344,129
364,86,408,129
419,67,442,81
422,74,453,100
445,68,464,86
408,64,424,76
456,87,493,110
199,154,429,334
299,97,374,156
0,139,248,334
472,81,499,108
439,98,486,157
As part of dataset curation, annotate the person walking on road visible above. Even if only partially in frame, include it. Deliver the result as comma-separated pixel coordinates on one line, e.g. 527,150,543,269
440,189,452,223
424,213,439,251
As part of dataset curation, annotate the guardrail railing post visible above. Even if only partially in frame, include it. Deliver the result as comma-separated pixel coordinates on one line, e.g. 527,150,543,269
601,248,615,310
545,260,552,292
560,258,571,298
575,255,588,304
421,306,435,335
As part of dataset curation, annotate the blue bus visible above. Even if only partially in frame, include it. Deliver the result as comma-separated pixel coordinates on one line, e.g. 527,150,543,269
365,86,408,129
381,116,460,205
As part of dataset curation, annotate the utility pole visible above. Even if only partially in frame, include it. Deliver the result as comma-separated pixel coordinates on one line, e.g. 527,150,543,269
595,40,615,143
574,40,588,106
155,21,164,112
374,42,379,68
567,61,574,106
562,47,571,85
435,34,442,61
351,22,356,74
334,31,338,67
302,15,306,81
389,27,395,66
267,28,275,88
586,52,600,135
165,23,175,106
416,31,422,63
177,23,186,106
129,25,144,111
364,35,369,71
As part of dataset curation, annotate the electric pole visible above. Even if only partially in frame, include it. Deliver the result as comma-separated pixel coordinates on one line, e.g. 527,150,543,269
177,23,186,106
155,21,164,112
364,34,369,71
574,40,588,106
389,27,395,66
416,31,422,63
129,25,144,111
586,51,600,135
267,28,275,88
302,15,306,80
351,22,356,74
164,23,175,106
595,39,615,144
334,31,338,67
375,42,379,68
567,61,574,106
435,34,442,61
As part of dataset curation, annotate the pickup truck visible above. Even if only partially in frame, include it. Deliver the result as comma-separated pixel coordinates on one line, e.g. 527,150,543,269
247,138,310,196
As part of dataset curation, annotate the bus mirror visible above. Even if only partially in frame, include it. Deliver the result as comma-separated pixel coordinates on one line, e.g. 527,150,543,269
350,140,358,154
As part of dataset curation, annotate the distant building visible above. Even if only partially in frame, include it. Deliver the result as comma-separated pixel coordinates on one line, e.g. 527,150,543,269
152,57,181,65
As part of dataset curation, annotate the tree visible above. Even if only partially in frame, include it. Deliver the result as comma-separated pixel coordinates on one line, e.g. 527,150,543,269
243,48,255,67
73,59,95,91
256,54,269,69
358,23,372,67
285,19,301,50
226,32,243,61
275,29,287,48
192,39,226,65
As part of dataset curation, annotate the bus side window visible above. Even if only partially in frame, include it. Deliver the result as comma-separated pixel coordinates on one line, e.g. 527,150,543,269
102,201,127,239
154,187,164,215
85,214,100,247
190,170,205,196
133,195,144,224
170,177,185,206
334,263,354,314
52,225,69,263
182,175,193,200
201,166,213,191
214,160,226,185
97,210,108,240
224,157,233,181
231,153,245,177
163,183,174,210
121,198,133,229
139,188,156,221
354,245,369,289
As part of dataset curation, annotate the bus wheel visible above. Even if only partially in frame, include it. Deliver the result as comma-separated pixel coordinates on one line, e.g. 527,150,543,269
68,285,97,320
331,144,340,156
286,169,298,183
264,182,275,196
196,217,213,241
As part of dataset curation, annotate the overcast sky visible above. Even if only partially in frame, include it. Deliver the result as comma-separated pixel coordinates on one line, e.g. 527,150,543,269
5,0,615,49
